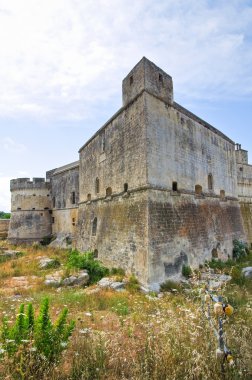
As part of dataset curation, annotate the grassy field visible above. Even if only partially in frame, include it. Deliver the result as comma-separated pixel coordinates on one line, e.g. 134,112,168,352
0,240,251,380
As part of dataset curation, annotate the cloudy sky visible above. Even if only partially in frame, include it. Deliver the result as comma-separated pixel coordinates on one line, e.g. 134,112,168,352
0,0,252,211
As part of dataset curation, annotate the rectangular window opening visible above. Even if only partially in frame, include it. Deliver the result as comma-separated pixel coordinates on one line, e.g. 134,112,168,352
172,182,178,191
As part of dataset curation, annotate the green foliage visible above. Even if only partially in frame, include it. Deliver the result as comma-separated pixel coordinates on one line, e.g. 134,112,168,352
0,298,75,365
230,266,246,286
110,267,125,276
160,280,181,293
233,239,248,260
67,250,109,284
0,211,11,219
206,258,235,271
182,264,192,278
40,235,54,246
126,275,140,292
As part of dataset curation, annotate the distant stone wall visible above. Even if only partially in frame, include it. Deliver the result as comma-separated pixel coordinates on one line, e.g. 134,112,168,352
0,219,10,239
8,178,52,244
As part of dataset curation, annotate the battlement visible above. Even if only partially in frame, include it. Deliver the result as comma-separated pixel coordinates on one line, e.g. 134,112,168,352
235,144,248,164
10,177,51,191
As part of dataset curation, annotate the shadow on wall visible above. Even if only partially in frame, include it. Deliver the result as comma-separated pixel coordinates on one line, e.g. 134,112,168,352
164,251,188,276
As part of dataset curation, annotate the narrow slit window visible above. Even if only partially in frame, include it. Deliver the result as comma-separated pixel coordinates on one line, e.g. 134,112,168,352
208,174,213,190
159,73,163,84
130,75,133,85
92,217,97,236
53,197,56,208
71,191,76,204
172,182,178,191
95,178,100,194
87,193,91,201
124,183,128,192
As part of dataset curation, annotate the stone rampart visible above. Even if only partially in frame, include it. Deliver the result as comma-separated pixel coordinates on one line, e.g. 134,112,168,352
0,219,10,239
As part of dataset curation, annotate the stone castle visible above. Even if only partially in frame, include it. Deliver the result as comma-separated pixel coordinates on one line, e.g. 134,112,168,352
8,58,252,289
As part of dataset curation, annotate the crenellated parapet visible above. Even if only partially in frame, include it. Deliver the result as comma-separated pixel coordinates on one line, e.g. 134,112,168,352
10,177,50,191
8,177,52,244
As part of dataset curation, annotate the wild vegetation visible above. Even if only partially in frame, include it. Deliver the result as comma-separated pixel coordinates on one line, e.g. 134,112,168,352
0,211,11,219
0,240,251,379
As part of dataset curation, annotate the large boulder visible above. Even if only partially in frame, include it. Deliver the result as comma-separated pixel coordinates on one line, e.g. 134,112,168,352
49,233,72,249
98,277,125,291
62,270,89,286
38,257,60,269
242,267,252,279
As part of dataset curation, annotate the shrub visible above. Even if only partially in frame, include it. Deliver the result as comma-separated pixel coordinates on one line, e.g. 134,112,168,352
0,299,75,378
67,250,109,284
110,267,125,276
182,265,192,278
0,298,75,364
126,275,140,292
233,239,248,260
160,280,181,293
40,235,55,246
230,266,246,286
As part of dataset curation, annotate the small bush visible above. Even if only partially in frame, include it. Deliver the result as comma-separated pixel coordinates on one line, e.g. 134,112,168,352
233,239,248,260
126,275,140,292
40,235,54,246
110,267,125,276
182,265,192,278
160,280,181,293
0,298,75,378
67,250,109,284
230,266,246,286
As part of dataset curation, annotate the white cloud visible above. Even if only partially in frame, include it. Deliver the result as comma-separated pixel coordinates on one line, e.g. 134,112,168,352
0,0,251,120
0,177,11,212
1,137,26,153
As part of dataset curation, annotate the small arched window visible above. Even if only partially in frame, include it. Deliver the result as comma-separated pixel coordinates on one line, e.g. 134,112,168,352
95,178,100,194
106,187,112,197
220,190,225,199
195,185,202,195
87,193,91,201
208,174,213,190
124,183,128,192
92,217,97,236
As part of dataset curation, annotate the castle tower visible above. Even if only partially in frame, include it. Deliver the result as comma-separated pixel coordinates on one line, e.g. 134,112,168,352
8,178,52,244
122,57,173,106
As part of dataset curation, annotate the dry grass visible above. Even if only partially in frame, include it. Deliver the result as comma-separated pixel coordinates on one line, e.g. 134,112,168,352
0,241,251,379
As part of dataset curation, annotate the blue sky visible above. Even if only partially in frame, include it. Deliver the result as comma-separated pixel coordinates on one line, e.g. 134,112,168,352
0,0,252,211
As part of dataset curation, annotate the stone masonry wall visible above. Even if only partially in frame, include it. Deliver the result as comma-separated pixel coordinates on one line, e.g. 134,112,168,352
145,93,237,197
147,190,245,288
8,178,52,243
77,191,149,284
50,164,79,239
0,219,10,239
78,93,147,203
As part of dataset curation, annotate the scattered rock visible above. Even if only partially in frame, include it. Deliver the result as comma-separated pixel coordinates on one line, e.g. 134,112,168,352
45,270,89,287
98,277,125,291
39,257,60,269
200,272,232,289
49,233,72,248
242,267,252,278
62,270,89,286
44,271,63,287
0,250,23,260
